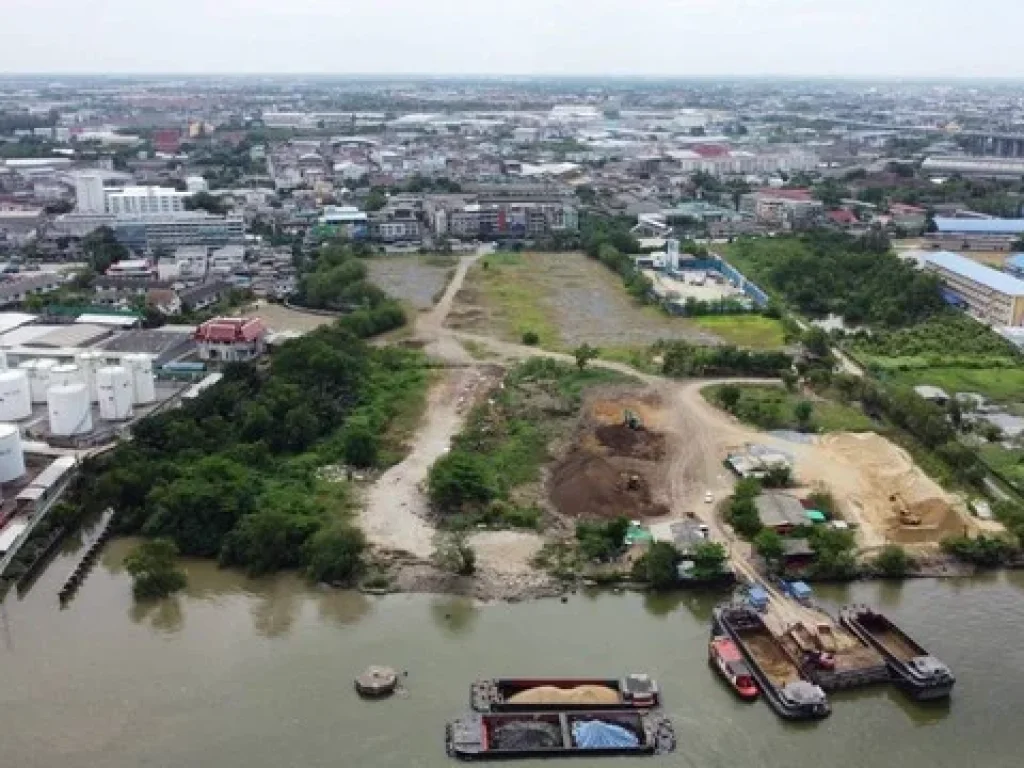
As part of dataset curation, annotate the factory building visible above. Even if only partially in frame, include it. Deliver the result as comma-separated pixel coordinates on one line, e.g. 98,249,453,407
923,251,1024,327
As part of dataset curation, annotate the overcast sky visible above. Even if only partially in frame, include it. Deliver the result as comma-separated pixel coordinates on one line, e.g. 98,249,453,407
1,0,1022,78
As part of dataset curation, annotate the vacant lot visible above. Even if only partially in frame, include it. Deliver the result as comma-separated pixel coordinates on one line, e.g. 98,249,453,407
366,254,456,310
886,366,1024,403
446,251,719,350
703,383,876,433
690,315,786,349
242,301,335,333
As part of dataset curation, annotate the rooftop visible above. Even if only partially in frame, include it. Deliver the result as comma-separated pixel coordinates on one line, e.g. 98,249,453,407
924,251,1024,297
934,217,1024,235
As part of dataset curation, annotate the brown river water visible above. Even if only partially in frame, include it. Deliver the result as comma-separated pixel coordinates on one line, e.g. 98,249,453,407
2,534,1024,768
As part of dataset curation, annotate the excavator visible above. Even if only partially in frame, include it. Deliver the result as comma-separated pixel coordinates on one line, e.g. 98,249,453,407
891,493,922,526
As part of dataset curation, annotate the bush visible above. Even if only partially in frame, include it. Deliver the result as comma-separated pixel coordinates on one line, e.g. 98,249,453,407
941,534,1016,567
874,544,915,578
754,529,785,565
342,418,379,468
576,517,629,562
434,532,477,575
306,524,366,584
690,541,728,581
521,330,540,346
428,449,499,512
727,494,762,539
123,538,187,600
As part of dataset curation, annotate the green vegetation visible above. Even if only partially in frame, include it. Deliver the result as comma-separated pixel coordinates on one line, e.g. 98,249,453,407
573,343,599,370
293,241,406,337
657,341,791,378
726,478,764,539
980,445,1024,494
123,539,187,600
754,529,785,568
521,330,540,346
580,216,651,303
705,383,876,433
807,526,858,580
886,367,1024,404
727,233,944,327
690,315,787,349
82,226,129,273
941,534,1017,568
689,541,728,581
874,545,915,578
428,358,626,530
641,541,682,589
71,325,429,582
433,532,477,575
576,517,629,562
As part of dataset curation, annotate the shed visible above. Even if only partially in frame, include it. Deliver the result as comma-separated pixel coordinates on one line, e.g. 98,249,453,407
755,493,809,532
913,385,950,405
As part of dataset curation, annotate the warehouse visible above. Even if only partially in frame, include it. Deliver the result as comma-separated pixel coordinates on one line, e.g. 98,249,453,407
923,251,1024,327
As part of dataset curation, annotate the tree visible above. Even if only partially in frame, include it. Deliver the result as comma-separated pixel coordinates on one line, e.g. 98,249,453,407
123,538,187,600
754,529,785,567
81,225,129,273
874,544,914,578
794,400,814,430
718,385,741,412
521,330,540,346
803,327,832,359
645,541,681,589
428,449,498,512
342,418,379,468
365,187,388,211
184,191,228,215
690,541,727,581
306,524,366,584
220,510,320,575
433,532,477,575
781,370,798,393
573,343,599,371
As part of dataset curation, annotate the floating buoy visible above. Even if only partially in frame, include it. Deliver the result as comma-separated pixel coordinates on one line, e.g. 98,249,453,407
355,665,399,698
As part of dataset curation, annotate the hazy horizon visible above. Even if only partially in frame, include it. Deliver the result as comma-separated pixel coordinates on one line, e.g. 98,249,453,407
1,0,1022,79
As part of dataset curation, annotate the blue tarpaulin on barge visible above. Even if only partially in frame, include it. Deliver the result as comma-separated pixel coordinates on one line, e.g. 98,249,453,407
572,720,640,749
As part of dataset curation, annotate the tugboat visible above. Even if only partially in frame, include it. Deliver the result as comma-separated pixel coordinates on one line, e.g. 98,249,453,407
709,635,759,700
445,710,676,761
470,675,659,713
713,604,830,720
840,605,955,700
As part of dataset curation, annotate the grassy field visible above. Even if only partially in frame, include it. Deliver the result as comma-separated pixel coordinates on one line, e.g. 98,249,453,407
690,315,787,349
704,383,876,433
447,251,784,353
883,366,1024,403
980,444,1024,493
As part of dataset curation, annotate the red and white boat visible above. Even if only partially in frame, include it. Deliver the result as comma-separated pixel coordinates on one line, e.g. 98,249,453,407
709,635,759,700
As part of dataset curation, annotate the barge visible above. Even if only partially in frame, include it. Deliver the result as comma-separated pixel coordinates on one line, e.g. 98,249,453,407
471,676,658,713
840,605,955,700
445,710,676,760
713,605,830,720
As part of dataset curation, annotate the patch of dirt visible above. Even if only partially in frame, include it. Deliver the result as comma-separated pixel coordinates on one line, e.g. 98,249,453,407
594,424,666,461
588,391,667,431
549,450,669,520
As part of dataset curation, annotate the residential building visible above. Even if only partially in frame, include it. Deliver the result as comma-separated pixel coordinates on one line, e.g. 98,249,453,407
179,280,233,312
106,186,188,216
194,316,268,362
923,250,1024,326
106,259,155,278
318,206,368,240
435,200,578,240
741,189,823,229
0,273,63,308
754,493,810,534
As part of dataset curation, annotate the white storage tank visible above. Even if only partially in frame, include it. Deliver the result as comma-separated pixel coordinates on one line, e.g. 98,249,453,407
49,364,81,390
21,358,59,403
0,370,32,422
0,423,26,482
97,366,134,421
75,352,103,402
124,354,156,405
48,382,93,436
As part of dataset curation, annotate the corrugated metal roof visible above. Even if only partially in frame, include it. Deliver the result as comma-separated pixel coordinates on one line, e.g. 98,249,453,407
924,251,1024,296
934,217,1024,235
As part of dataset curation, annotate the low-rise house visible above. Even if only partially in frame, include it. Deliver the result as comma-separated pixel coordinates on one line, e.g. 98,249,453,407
194,316,268,362
179,280,233,312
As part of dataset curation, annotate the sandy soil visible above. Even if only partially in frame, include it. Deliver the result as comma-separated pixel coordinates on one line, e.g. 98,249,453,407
241,301,335,333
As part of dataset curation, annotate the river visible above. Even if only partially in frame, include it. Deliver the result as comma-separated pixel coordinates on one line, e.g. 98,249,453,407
2,534,1023,768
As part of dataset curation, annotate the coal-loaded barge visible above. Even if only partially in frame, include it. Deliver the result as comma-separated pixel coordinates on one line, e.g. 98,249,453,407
840,605,955,700
471,676,659,713
713,604,830,720
446,710,676,761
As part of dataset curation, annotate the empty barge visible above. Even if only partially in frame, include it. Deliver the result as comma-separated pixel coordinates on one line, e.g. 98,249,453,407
470,676,659,713
445,710,675,761
840,605,955,700
713,605,830,720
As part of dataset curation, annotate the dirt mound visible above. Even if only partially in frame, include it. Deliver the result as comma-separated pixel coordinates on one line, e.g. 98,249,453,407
549,450,669,520
590,394,664,430
594,424,666,461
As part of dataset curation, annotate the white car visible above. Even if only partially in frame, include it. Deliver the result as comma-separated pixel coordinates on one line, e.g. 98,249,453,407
704,491,714,504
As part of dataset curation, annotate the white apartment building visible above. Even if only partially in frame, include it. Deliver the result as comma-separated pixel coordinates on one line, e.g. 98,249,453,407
106,186,188,216
73,173,107,214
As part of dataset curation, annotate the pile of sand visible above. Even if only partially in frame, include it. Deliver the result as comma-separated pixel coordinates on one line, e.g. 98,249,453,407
549,451,669,520
508,685,620,706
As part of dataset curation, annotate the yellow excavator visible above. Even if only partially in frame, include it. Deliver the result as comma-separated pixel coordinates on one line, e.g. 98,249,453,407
891,493,922,526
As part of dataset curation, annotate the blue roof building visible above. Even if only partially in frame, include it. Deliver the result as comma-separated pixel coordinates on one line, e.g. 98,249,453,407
923,251,1024,326
934,218,1024,236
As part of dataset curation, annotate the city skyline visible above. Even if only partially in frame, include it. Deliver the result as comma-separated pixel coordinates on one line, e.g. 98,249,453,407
2,0,1023,78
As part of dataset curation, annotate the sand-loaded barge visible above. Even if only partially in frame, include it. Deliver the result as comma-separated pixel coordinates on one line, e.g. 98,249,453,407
714,604,830,720
446,710,676,760
840,605,955,700
470,676,659,713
